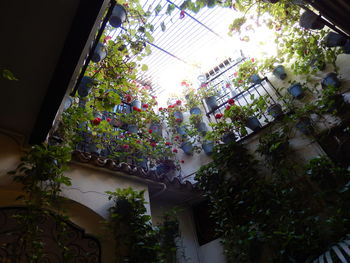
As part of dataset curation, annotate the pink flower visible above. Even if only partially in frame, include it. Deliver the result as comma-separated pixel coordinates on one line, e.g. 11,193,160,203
165,142,172,146
180,10,185,19
106,118,111,122
149,129,153,134
226,83,231,88
176,100,182,105
215,113,223,119
122,144,129,149
181,81,187,86
142,104,149,109
251,58,255,62
104,36,112,43
228,98,235,105
233,72,238,77
91,117,101,125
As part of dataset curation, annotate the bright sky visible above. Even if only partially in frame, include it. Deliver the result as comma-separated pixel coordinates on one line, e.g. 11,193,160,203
137,1,279,106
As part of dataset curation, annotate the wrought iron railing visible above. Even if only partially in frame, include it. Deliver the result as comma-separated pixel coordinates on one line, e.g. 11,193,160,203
204,77,285,142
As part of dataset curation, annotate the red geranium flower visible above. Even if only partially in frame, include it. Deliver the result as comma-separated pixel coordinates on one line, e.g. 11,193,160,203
228,98,235,105
176,100,182,105
168,105,174,109
91,117,101,125
225,105,231,111
148,129,153,134
122,144,129,149
176,118,182,123
165,142,172,146
106,118,111,122
132,106,139,111
215,113,223,119
175,136,180,140
150,142,157,147
143,104,148,109
251,58,255,62
104,36,112,43
125,94,132,103
172,149,178,153
136,140,141,144
180,160,185,163
181,81,187,86
158,107,163,111
226,83,231,88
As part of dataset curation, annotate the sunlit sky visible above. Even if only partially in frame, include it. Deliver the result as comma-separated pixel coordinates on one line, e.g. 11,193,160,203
136,1,278,106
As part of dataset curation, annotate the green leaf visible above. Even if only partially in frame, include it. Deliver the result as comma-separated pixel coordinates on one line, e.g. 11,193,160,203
141,64,148,71
2,69,18,81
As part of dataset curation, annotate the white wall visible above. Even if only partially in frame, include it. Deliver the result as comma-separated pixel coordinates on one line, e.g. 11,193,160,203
199,239,226,263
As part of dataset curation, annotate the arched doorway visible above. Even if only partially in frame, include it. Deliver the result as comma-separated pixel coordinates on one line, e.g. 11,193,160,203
0,207,101,262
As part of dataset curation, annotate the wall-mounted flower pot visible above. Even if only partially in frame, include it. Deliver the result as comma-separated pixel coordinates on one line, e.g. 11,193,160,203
262,0,279,3
250,74,262,84
267,103,283,119
78,77,95,97
190,107,202,115
181,141,193,155
173,111,184,122
156,160,175,175
150,123,162,136
196,122,208,135
273,65,287,80
202,141,214,156
324,32,347,47
288,83,304,99
63,96,73,110
127,124,138,133
246,116,262,132
296,117,313,135
176,125,187,136
321,72,341,89
131,100,142,110
222,132,236,144
109,4,127,28
299,10,324,30
205,96,218,111
343,40,350,54
91,43,107,63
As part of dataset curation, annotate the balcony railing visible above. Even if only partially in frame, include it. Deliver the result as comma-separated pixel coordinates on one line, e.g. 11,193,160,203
204,77,285,142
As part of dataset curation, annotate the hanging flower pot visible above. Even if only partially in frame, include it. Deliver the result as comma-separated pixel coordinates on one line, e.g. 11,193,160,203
273,65,287,80
149,123,162,136
267,103,283,119
190,107,202,115
262,0,279,3
63,96,73,110
176,125,187,136
245,116,262,132
250,74,262,84
78,76,95,97
202,141,214,155
222,132,236,144
109,4,127,28
180,141,193,155
321,72,341,89
296,117,313,135
196,122,208,135
91,43,107,63
205,96,218,111
288,83,304,99
173,111,184,122
324,32,347,47
127,124,138,133
156,159,176,175
343,40,350,54
131,100,142,110
299,10,324,30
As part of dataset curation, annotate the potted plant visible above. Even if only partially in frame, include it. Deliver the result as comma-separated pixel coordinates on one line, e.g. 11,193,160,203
92,42,107,63
198,84,218,112
288,82,304,99
272,65,287,80
321,72,341,89
232,58,260,89
180,141,193,155
267,103,283,119
109,4,127,28
78,76,96,97
202,141,214,155
324,31,348,47
299,10,324,30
